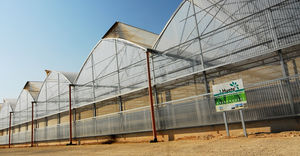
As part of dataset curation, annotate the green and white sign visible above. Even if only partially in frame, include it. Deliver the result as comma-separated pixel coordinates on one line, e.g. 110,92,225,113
212,79,247,112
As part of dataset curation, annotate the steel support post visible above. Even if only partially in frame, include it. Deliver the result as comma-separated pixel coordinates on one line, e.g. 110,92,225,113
191,0,211,124
90,53,96,102
293,59,300,84
31,101,35,147
45,81,48,115
8,112,13,148
57,112,61,140
223,111,230,137
292,59,299,75
93,103,97,117
45,117,48,126
73,108,77,139
153,85,159,104
278,50,289,77
58,73,61,113
146,51,158,142
67,84,76,145
150,55,159,105
193,75,202,122
90,51,97,139
114,39,123,111
203,71,210,93
266,9,279,48
73,109,76,122
150,54,162,129
58,113,61,124
191,0,207,77
239,110,247,137
278,50,295,114
118,96,123,111
91,52,97,117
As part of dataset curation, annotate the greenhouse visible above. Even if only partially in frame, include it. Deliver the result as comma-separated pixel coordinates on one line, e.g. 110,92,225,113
13,81,42,127
35,70,77,119
0,0,300,146
0,99,16,132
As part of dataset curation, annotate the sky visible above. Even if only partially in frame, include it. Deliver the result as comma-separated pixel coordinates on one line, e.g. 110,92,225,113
0,0,182,103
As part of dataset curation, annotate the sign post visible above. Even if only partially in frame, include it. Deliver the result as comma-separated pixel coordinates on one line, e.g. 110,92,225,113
212,79,248,137
239,109,247,137
223,111,230,136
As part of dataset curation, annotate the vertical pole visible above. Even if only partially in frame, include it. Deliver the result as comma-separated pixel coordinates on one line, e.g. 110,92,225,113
45,81,48,116
203,71,210,93
191,0,205,71
146,51,158,142
223,111,230,137
68,84,73,144
292,59,298,75
191,0,212,122
58,113,61,124
90,53,97,116
8,112,12,148
67,84,75,145
266,9,279,48
73,109,76,123
153,86,159,104
91,53,96,102
31,102,34,147
150,55,161,129
193,75,202,122
278,50,289,77
118,96,123,111
58,73,61,113
293,59,299,83
278,50,295,114
90,50,97,138
26,92,29,123
114,40,123,111
239,110,247,137
150,55,159,105
93,103,97,117
73,108,77,139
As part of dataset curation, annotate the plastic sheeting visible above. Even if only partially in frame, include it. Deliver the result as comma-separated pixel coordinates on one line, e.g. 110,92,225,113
12,81,43,126
0,99,17,129
35,71,77,119
13,90,34,125
152,0,300,84
74,38,148,107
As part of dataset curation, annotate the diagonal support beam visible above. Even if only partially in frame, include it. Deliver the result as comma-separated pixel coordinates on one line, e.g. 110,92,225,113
147,48,202,65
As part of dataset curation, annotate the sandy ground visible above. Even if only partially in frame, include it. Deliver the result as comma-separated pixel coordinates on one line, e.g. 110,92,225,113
1,131,300,156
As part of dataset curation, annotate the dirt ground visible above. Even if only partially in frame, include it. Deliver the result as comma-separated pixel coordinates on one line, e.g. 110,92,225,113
1,131,300,156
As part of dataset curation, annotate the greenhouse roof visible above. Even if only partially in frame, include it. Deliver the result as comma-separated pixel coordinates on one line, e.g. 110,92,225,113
102,22,158,48
23,81,43,100
3,98,17,111
45,70,78,84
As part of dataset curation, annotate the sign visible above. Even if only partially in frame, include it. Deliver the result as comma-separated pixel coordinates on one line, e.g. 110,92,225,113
212,79,247,112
